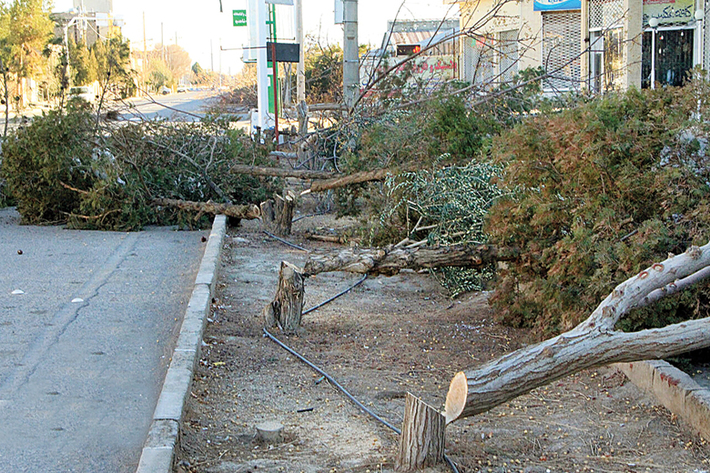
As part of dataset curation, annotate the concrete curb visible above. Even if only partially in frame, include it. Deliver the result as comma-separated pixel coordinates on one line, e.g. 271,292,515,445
616,360,710,441
136,215,227,473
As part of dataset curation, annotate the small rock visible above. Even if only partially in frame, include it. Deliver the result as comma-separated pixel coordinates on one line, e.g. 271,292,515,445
11,289,24,295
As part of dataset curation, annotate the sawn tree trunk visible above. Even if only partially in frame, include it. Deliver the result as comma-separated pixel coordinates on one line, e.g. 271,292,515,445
445,243,710,424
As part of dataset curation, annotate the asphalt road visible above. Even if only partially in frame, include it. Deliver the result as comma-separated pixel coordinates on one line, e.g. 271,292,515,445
0,208,207,472
119,89,223,121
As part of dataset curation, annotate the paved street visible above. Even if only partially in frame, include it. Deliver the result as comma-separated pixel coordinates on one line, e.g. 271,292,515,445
0,208,207,472
119,89,223,121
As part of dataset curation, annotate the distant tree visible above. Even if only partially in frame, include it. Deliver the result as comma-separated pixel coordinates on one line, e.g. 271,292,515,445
191,62,203,76
304,41,343,103
69,38,97,86
5,0,54,108
165,44,190,82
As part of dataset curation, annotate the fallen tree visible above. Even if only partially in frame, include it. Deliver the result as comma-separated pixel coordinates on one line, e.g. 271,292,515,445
153,198,261,220
444,242,710,423
230,164,338,180
302,243,519,277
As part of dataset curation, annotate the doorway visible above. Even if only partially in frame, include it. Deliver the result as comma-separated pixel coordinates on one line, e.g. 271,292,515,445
642,28,695,88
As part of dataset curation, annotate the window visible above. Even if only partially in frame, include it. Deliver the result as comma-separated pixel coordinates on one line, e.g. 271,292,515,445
588,0,625,93
499,30,519,84
542,11,582,92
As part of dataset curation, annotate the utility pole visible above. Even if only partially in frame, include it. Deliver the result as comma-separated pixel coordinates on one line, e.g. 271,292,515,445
161,22,165,62
342,0,359,111
142,11,147,94
295,0,305,103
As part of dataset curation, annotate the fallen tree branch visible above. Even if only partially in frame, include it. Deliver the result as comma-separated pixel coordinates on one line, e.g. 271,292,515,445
445,243,710,424
153,198,261,219
303,243,519,277
231,164,338,180
303,168,402,194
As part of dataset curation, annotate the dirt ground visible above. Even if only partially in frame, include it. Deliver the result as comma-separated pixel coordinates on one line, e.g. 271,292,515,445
176,216,710,473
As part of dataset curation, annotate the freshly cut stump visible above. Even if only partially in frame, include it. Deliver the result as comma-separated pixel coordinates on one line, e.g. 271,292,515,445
255,421,284,443
395,393,446,471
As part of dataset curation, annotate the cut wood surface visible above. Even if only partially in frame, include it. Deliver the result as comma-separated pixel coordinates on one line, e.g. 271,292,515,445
303,243,519,277
445,243,710,424
153,198,261,219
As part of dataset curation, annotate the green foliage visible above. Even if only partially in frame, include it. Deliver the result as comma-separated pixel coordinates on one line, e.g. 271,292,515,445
1,108,280,230
1,106,95,223
486,85,710,336
386,159,507,295
4,0,53,80
305,42,343,103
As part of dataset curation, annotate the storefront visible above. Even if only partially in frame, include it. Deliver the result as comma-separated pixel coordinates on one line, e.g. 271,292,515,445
641,0,702,88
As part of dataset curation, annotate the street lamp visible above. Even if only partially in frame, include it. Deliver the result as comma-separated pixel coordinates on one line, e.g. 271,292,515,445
649,17,659,90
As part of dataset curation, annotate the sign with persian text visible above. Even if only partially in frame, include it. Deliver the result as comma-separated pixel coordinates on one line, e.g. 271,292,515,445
643,0,695,25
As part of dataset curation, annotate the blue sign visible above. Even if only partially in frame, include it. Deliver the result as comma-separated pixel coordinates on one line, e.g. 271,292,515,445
534,0,581,11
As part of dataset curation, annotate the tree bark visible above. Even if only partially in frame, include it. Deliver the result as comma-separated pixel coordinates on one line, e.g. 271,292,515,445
445,243,710,424
304,168,399,194
303,244,519,277
260,191,296,236
231,164,338,180
153,198,261,220
395,393,446,471
263,261,305,334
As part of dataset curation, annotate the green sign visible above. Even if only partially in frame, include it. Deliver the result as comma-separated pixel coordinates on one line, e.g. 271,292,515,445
233,10,247,27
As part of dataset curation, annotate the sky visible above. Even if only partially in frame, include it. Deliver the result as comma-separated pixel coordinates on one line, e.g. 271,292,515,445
50,0,458,75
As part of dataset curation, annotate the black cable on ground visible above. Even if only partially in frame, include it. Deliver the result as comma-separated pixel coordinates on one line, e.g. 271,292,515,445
262,230,309,252
262,328,461,473
303,275,368,315
263,327,402,433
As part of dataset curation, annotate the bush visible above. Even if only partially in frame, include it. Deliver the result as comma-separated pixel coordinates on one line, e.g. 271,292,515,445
1,107,280,230
486,85,710,336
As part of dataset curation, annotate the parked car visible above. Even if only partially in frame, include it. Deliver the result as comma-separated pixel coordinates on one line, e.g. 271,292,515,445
177,85,187,93
160,86,171,95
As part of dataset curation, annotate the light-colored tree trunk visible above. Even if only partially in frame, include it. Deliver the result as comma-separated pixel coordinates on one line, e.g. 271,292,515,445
395,393,446,471
445,243,710,423
303,244,518,277
263,261,305,334
152,198,260,220
260,191,296,236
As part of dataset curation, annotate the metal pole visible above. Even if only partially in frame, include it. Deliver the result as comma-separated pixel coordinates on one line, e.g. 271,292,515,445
256,0,269,131
651,27,656,89
343,0,359,111
272,41,279,147
295,0,305,103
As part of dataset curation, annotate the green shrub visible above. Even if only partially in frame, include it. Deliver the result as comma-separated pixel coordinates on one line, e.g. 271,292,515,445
1,108,280,230
1,107,96,223
486,85,710,336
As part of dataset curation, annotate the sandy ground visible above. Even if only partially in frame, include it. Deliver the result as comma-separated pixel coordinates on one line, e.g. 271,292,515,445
176,217,710,473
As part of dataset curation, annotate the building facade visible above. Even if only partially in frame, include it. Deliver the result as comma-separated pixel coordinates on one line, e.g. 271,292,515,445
448,0,708,94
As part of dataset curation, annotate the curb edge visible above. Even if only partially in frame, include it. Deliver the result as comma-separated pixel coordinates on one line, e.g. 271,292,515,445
136,215,227,473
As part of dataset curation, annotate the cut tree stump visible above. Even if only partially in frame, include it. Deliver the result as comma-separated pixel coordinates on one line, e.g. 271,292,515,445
261,191,297,236
395,393,446,471
255,421,284,443
263,261,305,333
